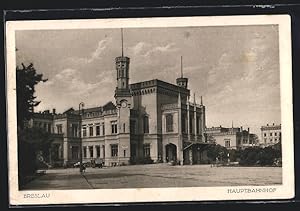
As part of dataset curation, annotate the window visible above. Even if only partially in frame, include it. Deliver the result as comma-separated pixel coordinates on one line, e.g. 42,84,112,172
111,144,118,157
275,138,278,142
275,132,277,136
189,117,193,134
71,124,78,137
270,132,273,136
131,144,136,157
96,146,100,157
166,114,173,132
102,145,105,158
71,146,79,159
123,123,126,133
82,126,87,137
96,125,100,136
264,133,266,137
89,146,93,158
225,140,231,148
83,146,87,158
89,126,93,136
144,116,149,133
196,116,200,134
111,121,118,134
182,114,186,133
56,124,63,134
48,123,51,133
130,120,136,134
102,123,105,135
123,150,126,157
143,144,151,157
264,138,267,144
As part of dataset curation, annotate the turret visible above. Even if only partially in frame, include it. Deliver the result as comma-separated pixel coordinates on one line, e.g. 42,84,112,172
176,56,188,89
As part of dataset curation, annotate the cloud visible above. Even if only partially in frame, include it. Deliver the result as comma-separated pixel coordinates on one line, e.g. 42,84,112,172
63,38,113,65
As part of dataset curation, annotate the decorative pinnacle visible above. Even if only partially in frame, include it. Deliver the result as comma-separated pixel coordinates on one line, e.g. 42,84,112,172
200,96,203,105
121,28,124,57
180,56,183,78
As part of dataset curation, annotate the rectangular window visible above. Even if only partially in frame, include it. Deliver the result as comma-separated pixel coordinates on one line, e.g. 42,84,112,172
270,132,272,136
111,144,118,157
56,124,63,134
130,120,136,134
71,146,79,159
89,126,93,136
111,121,118,134
196,116,200,134
131,144,136,157
72,124,78,137
82,126,87,137
144,116,149,134
96,125,100,136
264,133,266,137
89,146,94,158
143,144,151,157
225,140,231,148
48,123,51,133
96,146,100,157
189,117,193,134
182,114,186,133
83,146,87,158
275,132,277,136
166,114,173,132
102,123,105,135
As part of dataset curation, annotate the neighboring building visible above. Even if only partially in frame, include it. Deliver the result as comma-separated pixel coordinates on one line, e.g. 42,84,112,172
27,46,211,166
260,123,281,147
205,126,258,149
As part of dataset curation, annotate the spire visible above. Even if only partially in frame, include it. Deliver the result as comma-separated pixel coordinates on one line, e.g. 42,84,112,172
232,120,233,128
180,56,183,78
121,28,124,57
200,96,203,105
193,93,196,104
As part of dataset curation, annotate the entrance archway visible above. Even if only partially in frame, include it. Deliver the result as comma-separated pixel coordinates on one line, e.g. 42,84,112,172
165,143,177,162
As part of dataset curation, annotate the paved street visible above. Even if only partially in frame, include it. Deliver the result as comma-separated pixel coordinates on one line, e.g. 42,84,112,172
21,164,282,190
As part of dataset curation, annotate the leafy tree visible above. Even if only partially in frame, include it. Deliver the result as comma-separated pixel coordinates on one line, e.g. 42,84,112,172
207,144,228,163
16,63,47,129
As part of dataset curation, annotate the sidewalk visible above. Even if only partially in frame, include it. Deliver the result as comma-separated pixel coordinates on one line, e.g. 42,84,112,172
21,168,93,190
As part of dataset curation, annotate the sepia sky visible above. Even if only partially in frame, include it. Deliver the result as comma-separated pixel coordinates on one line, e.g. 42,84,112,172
15,25,281,137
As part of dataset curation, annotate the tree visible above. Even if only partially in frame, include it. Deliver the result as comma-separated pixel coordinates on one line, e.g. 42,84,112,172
207,144,228,163
16,63,47,129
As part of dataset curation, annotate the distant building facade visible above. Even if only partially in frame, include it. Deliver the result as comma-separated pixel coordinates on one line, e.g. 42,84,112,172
28,50,211,166
260,123,281,147
205,126,258,149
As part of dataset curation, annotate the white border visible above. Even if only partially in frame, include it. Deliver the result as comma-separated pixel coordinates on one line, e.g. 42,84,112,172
6,15,294,205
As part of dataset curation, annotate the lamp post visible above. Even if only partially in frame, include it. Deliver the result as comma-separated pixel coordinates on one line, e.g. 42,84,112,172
79,102,85,173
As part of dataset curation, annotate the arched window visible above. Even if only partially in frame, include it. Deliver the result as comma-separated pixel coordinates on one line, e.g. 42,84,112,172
166,114,173,132
144,116,149,134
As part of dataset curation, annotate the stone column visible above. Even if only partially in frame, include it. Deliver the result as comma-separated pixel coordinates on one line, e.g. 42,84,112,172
63,138,68,166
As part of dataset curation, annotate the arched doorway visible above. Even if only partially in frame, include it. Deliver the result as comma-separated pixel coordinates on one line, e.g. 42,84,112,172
165,144,177,162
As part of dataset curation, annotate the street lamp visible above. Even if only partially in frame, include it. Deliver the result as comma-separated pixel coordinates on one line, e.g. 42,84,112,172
79,102,85,173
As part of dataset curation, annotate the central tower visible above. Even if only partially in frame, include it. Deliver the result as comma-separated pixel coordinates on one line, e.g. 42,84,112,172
114,29,132,165
114,28,131,106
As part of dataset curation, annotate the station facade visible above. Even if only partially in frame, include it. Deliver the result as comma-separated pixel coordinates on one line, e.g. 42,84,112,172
29,51,210,166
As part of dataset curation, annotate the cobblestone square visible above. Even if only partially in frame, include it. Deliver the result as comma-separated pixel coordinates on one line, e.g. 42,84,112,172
21,164,282,190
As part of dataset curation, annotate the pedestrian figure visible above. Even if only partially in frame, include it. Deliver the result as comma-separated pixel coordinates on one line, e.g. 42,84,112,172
81,164,86,173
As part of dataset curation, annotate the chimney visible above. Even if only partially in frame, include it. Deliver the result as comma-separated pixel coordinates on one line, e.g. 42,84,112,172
52,108,56,114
